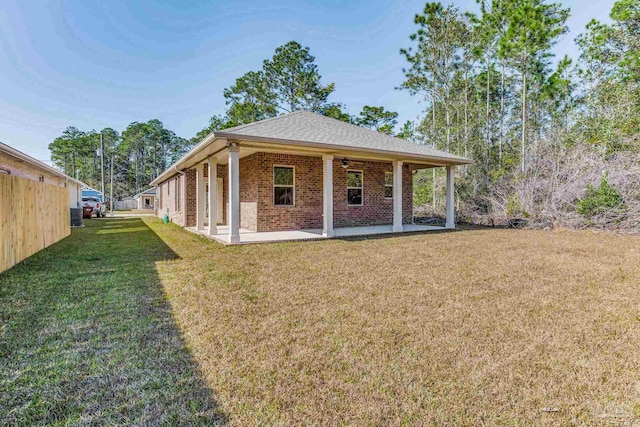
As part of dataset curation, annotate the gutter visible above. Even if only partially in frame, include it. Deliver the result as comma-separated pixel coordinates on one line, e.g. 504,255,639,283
151,140,230,186
150,130,474,186
150,132,219,186
215,131,474,165
0,141,87,187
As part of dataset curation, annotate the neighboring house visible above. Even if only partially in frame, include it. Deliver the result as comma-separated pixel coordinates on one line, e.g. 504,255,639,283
151,111,472,244
0,142,85,272
135,188,156,210
0,142,84,209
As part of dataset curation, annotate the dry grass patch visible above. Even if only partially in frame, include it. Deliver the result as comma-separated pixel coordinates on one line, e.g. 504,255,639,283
148,220,640,425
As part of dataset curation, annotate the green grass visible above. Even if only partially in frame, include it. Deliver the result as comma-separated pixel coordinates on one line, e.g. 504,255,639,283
0,218,224,425
2,218,640,425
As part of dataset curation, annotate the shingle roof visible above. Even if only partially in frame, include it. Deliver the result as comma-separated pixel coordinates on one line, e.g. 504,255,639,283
151,110,472,186
218,110,471,163
135,187,156,197
0,141,86,187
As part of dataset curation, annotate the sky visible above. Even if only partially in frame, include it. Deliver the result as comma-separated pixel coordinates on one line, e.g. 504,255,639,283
0,0,616,165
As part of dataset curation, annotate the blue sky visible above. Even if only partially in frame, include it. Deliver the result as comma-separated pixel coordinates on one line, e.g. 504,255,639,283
0,0,615,164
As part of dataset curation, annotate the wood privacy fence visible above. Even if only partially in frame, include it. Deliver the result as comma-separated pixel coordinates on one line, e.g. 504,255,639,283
114,199,137,210
0,173,70,273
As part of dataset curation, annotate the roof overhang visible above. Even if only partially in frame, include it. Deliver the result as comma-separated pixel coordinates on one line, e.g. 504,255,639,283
0,141,87,187
150,131,473,186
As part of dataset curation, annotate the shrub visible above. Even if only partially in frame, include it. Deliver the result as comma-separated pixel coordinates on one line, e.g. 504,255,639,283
506,193,529,218
577,173,623,218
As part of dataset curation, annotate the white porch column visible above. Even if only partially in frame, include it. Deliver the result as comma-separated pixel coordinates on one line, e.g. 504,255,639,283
393,160,403,232
207,157,217,235
228,144,240,244
322,155,334,237
196,162,205,231
445,165,455,229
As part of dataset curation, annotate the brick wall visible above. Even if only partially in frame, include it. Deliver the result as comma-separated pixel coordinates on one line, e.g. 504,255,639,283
236,153,412,232
332,159,412,228
157,175,185,226
185,168,196,227
249,153,324,232
161,153,413,233
240,155,258,231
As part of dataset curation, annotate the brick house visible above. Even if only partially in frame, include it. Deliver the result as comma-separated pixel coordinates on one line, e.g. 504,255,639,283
151,111,472,244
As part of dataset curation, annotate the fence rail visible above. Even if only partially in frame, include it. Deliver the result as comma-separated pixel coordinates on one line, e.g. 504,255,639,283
114,199,137,210
1,173,70,273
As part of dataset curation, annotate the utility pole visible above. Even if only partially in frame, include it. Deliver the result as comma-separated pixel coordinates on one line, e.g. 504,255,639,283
110,151,114,217
100,132,105,200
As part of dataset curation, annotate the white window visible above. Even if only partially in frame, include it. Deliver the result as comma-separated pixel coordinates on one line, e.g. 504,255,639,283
347,170,363,206
384,172,393,199
274,166,294,206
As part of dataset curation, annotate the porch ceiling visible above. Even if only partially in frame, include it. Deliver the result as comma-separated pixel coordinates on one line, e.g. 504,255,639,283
152,131,468,185
151,111,472,186
178,137,451,171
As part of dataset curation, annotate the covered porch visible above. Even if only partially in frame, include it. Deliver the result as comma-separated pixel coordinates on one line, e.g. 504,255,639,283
187,223,447,245
190,143,458,245
151,111,472,245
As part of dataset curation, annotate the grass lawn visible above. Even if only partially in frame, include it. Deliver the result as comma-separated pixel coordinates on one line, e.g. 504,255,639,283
113,209,155,215
2,218,639,425
0,218,222,425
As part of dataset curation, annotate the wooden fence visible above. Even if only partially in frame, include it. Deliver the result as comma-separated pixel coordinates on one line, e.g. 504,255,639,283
0,173,70,273
114,199,137,210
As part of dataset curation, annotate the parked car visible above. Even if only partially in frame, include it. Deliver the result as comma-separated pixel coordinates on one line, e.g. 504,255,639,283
81,188,107,217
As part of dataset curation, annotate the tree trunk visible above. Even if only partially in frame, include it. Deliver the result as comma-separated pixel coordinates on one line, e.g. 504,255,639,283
445,106,451,152
485,57,491,182
499,59,505,165
521,66,527,174
464,68,469,161
444,55,451,152
432,100,437,210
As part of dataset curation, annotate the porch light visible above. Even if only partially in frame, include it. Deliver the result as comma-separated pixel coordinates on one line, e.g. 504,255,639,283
341,158,350,169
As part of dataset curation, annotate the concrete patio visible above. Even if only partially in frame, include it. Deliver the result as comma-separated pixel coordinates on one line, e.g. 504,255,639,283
187,223,446,244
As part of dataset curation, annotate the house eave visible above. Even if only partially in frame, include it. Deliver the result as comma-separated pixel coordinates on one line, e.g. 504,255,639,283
215,132,473,166
150,131,473,186
0,141,87,187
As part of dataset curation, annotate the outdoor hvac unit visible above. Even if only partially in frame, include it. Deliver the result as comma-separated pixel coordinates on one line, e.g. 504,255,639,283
70,207,83,227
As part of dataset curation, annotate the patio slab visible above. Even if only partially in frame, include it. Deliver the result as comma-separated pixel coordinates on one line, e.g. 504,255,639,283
186,224,446,245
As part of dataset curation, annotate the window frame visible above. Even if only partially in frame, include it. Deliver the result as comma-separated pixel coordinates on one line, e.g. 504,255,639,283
273,165,295,207
384,171,393,199
346,169,364,206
